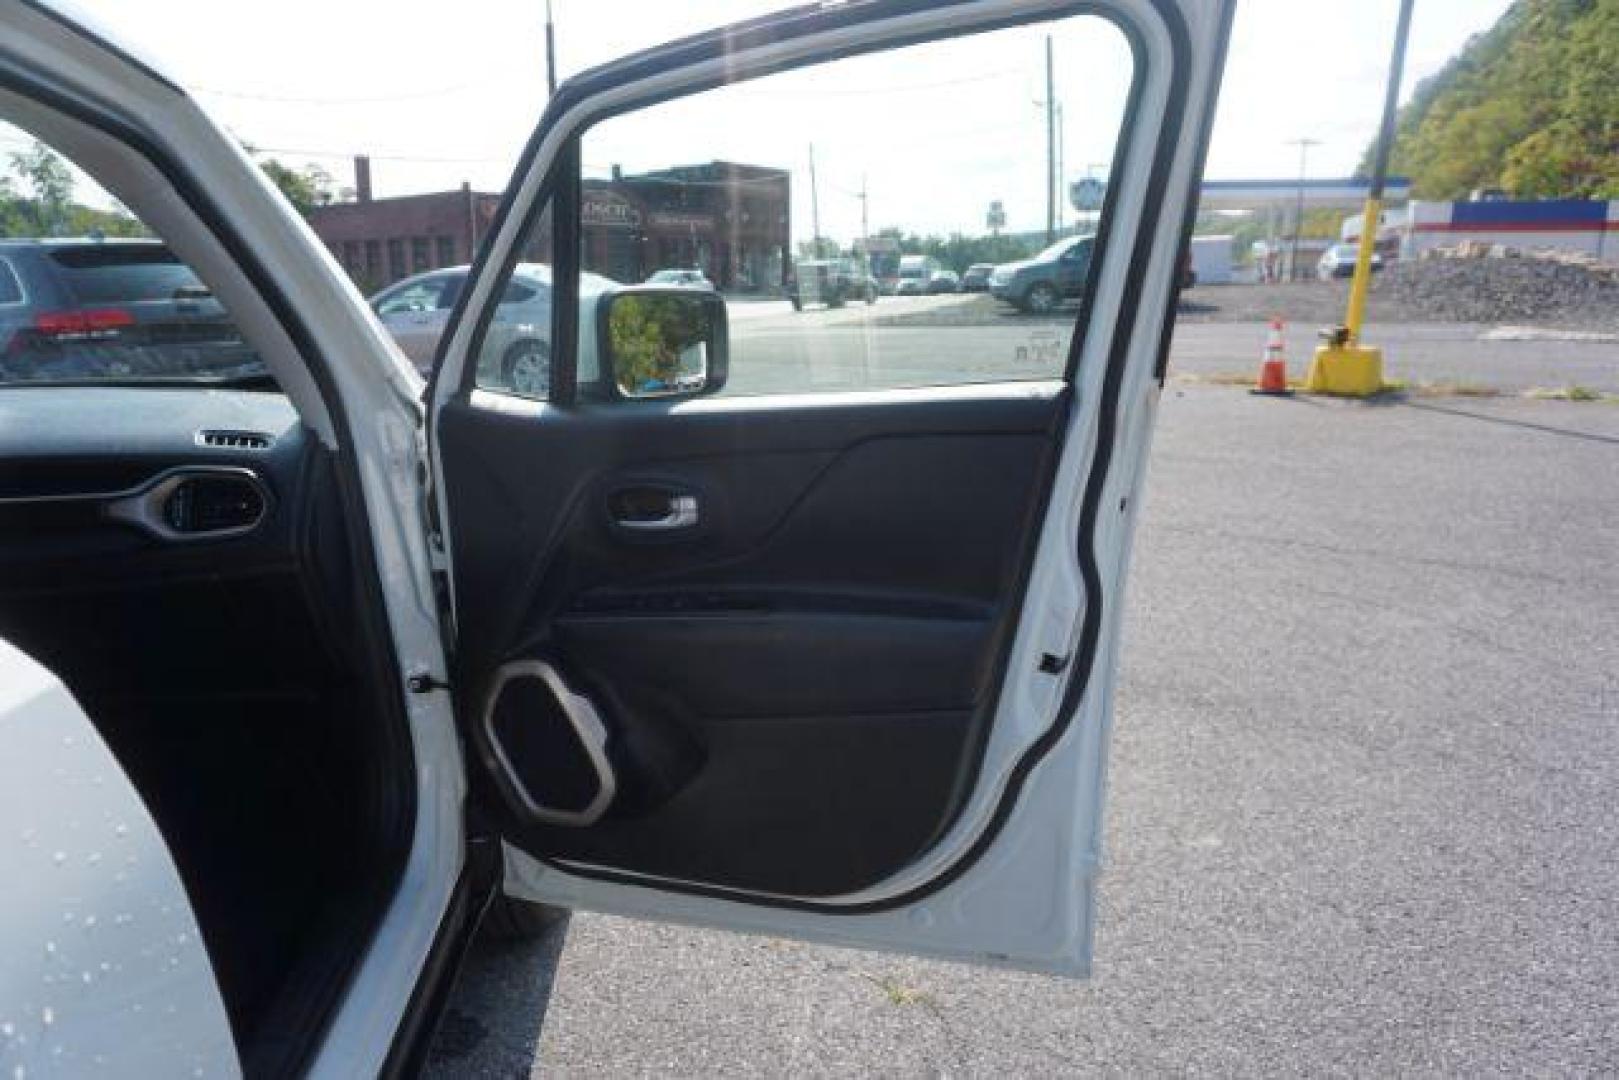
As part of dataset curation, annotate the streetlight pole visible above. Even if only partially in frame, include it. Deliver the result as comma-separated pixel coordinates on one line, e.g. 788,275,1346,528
1286,137,1319,283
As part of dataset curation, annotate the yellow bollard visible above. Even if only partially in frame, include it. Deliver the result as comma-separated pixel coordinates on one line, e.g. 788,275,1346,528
1306,196,1386,396
1305,342,1384,395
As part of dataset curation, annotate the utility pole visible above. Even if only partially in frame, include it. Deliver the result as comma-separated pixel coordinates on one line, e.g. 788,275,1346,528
1307,0,1416,397
544,0,557,96
1343,0,1415,341
808,143,822,257
1044,35,1056,244
858,173,869,254
1285,137,1319,282
1056,102,1066,236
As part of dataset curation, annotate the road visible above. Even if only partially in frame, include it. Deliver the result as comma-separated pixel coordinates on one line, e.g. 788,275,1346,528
428,315,1619,1075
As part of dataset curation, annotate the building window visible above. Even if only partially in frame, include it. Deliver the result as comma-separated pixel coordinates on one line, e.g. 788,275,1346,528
387,238,405,281
365,240,381,277
435,235,457,267
342,241,360,272
411,237,431,273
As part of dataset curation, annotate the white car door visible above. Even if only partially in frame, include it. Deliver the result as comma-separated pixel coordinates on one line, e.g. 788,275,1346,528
0,636,237,1077
427,0,1234,976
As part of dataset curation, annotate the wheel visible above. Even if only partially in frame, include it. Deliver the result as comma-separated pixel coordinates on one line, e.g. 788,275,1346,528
1022,282,1059,314
790,295,803,311
502,339,551,397
482,894,568,941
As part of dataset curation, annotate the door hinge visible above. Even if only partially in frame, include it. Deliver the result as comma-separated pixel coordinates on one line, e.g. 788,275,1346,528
407,669,452,694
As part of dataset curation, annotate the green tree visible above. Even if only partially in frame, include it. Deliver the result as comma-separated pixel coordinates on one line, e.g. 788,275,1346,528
258,157,340,215
9,140,75,234
606,295,710,393
1366,0,1619,199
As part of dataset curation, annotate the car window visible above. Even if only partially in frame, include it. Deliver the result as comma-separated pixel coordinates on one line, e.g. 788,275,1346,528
483,13,1130,398
376,279,444,316
501,280,539,304
47,245,204,303
0,259,21,304
0,122,269,387
436,273,467,310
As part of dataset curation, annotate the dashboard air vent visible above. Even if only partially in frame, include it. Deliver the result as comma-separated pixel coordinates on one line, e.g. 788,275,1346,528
196,429,273,451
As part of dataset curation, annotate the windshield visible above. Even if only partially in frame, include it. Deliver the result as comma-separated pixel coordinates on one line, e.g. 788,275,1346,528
1033,236,1087,262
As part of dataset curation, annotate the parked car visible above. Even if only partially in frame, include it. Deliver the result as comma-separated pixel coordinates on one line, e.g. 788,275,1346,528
370,264,615,394
0,238,260,381
989,234,1095,313
645,267,713,289
961,263,995,291
893,253,942,295
927,269,962,294
0,0,1227,1073
787,257,877,309
1317,243,1383,280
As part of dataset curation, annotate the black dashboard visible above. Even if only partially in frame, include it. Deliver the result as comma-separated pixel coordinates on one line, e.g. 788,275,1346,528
0,386,354,700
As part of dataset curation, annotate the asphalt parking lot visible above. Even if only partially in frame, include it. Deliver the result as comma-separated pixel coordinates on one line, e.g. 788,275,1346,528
428,316,1619,1075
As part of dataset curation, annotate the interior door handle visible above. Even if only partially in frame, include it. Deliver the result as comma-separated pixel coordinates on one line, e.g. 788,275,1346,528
615,493,699,531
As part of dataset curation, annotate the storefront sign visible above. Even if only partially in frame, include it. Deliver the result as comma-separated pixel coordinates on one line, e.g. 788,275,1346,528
584,192,643,229
649,212,713,231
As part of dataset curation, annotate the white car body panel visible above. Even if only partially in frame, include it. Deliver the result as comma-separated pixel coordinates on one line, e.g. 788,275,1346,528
2,4,464,1074
442,0,1234,976
0,637,238,1078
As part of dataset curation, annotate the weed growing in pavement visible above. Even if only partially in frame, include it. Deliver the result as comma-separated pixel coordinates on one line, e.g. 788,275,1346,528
1526,384,1608,402
861,973,938,1008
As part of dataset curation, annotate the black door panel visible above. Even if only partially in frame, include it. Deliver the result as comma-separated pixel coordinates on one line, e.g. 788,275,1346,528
439,383,1068,895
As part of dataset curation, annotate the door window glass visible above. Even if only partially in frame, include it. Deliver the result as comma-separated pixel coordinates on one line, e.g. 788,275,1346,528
573,13,1133,397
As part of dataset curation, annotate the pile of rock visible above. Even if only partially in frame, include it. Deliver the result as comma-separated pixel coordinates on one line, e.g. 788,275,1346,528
1373,247,1619,329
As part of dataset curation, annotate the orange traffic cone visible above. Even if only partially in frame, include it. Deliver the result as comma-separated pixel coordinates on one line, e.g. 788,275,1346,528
1252,316,1292,395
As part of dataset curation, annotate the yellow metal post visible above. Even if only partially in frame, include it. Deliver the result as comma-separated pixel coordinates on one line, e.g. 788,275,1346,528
1305,0,1414,397
1343,196,1382,342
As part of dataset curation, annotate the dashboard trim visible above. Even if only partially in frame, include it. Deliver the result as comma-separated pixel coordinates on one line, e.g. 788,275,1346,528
0,463,273,542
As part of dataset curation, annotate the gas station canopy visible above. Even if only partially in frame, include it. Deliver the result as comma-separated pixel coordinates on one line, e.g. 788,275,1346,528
1199,177,1411,210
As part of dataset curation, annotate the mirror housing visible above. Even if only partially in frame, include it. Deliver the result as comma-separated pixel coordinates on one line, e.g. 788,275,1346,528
596,287,728,401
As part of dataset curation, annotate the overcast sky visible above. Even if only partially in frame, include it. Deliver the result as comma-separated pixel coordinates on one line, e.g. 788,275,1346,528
18,0,1512,242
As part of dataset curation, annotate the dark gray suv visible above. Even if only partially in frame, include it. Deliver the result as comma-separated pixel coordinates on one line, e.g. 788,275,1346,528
0,239,260,383
988,235,1094,314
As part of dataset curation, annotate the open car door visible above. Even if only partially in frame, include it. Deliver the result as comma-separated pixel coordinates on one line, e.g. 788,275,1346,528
428,0,1232,975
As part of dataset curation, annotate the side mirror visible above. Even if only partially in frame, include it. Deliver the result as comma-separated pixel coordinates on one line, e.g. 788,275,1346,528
598,287,728,400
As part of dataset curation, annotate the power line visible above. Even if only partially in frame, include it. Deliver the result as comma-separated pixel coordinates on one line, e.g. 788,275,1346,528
247,145,508,165
192,80,499,105
748,66,1024,98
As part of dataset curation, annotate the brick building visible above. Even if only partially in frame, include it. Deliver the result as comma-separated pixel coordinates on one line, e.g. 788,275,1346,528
307,156,791,295
580,161,791,290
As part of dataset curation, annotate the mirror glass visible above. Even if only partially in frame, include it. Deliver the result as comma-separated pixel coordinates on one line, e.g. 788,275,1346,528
604,292,719,398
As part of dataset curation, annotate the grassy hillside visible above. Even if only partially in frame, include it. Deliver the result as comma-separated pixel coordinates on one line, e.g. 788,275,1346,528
1366,0,1619,199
